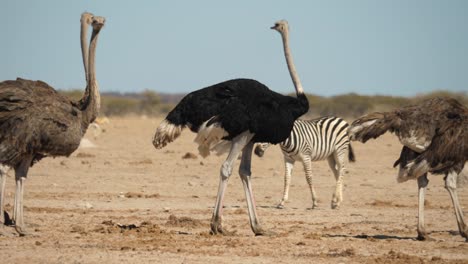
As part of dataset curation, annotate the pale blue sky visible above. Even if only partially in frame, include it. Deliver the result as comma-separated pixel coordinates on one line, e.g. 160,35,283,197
1,1,467,96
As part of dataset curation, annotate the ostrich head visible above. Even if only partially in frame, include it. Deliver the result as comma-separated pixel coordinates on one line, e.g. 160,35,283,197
91,16,105,31
270,19,305,95
81,12,94,25
271,20,289,33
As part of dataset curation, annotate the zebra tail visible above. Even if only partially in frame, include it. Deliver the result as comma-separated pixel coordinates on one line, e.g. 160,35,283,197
348,143,356,162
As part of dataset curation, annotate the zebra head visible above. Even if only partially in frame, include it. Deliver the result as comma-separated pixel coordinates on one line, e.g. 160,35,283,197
254,143,271,157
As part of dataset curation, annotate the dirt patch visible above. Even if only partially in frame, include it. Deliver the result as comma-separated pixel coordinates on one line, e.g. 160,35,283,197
76,152,96,158
165,214,205,228
1,117,467,263
128,159,153,165
182,152,198,159
368,200,408,208
123,192,161,198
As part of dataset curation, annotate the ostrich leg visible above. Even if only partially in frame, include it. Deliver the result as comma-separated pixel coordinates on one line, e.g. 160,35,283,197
278,156,295,209
239,140,275,236
445,172,468,241
211,132,254,235
0,166,8,235
13,156,33,236
416,174,429,240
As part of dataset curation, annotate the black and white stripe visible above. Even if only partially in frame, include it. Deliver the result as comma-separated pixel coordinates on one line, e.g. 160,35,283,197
255,116,355,209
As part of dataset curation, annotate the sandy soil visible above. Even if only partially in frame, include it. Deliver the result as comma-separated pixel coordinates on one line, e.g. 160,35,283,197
0,116,467,263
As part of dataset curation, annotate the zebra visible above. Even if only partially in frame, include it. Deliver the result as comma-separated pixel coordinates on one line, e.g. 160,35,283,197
254,116,355,209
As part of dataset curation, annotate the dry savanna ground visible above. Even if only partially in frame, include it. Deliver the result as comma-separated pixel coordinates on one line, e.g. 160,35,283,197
0,116,467,263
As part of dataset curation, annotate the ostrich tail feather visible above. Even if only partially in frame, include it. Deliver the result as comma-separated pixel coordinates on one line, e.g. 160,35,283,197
194,117,229,158
457,167,468,188
153,119,183,149
348,112,398,143
397,159,430,183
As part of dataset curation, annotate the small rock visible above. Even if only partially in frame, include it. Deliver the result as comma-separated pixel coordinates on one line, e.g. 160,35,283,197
83,202,93,209
182,152,197,159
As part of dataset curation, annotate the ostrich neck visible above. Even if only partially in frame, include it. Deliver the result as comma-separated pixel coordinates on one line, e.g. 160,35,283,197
81,28,101,129
80,20,89,82
281,30,304,95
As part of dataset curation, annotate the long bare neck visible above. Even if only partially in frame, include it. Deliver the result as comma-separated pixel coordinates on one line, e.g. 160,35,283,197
281,29,304,95
80,19,89,82
81,27,101,128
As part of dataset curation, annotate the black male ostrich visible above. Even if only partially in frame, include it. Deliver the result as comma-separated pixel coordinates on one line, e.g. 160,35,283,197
348,97,468,241
153,20,308,235
0,13,105,236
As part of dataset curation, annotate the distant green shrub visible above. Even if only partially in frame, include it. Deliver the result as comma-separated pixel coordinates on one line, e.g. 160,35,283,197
139,90,162,115
101,97,139,116
59,89,466,118
59,90,83,101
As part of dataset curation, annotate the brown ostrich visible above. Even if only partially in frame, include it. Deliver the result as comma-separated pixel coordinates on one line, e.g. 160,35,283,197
0,13,105,236
348,97,468,241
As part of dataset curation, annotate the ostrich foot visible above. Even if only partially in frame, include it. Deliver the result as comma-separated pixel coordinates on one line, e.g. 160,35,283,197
210,222,235,236
15,225,36,237
459,228,468,241
253,226,277,237
209,227,235,236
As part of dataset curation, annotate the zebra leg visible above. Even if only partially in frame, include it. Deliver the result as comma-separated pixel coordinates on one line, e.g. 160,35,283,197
302,156,318,209
328,153,345,209
277,156,295,209
444,172,468,241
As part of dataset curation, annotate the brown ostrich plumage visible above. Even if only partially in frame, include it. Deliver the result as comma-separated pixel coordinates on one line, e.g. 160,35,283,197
0,13,105,236
0,79,83,166
348,97,468,241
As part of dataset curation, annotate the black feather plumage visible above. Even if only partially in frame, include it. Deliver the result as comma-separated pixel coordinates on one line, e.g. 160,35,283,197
163,78,308,144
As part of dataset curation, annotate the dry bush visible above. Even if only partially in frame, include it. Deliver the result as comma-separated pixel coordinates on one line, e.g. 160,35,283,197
59,90,467,118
